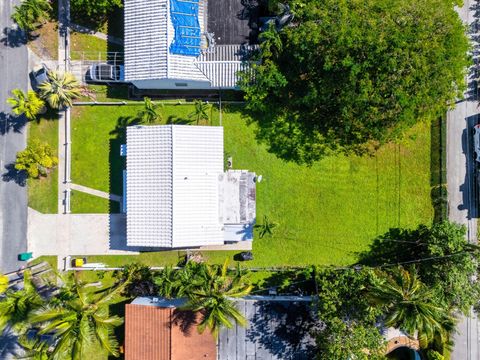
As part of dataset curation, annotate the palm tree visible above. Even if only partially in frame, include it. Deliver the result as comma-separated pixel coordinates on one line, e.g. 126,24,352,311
7,89,45,120
368,267,455,348
11,0,51,32
0,274,8,294
0,270,44,335
38,71,81,109
254,215,278,238
17,333,51,360
30,276,129,359
137,97,163,124
182,260,252,337
189,99,210,125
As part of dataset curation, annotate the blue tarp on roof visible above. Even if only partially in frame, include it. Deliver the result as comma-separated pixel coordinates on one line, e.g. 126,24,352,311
169,0,201,57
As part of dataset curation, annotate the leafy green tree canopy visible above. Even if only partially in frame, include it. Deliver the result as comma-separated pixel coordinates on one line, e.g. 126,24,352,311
7,89,45,121
15,139,58,178
360,221,480,314
314,268,386,358
241,0,470,164
71,0,122,28
11,0,51,33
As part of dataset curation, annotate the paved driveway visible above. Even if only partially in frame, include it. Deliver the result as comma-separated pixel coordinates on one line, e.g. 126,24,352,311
0,0,28,273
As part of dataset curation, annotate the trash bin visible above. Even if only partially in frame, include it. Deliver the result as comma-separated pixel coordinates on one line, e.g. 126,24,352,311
72,258,87,267
238,251,254,261
18,252,33,261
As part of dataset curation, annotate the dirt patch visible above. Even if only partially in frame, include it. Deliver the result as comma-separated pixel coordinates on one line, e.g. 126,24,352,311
28,22,58,60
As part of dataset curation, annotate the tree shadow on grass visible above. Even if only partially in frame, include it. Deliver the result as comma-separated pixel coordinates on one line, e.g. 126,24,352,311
2,163,27,187
356,227,427,267
166,115,194,125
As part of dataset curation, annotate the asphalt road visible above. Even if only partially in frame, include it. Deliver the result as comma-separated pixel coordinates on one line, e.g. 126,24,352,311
0,0,28,273
448,1,480,359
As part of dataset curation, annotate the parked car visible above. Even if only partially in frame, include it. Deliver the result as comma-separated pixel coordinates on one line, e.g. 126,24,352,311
31,63,50,87
473,124,480,162
88,63,124,82
474,124,480,162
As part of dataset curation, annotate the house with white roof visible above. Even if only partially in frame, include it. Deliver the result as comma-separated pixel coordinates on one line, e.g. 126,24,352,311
123,125,256,249
124,0,258,90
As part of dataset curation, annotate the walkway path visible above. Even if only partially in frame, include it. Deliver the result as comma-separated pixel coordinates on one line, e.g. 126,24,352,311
70,183,122,202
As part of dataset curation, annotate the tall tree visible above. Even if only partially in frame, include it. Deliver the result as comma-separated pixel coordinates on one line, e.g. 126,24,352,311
240,0,470,164
0,271,44,335
369,267,455,348
360,221,480,314
136,97,163,124
314,267,386,358
11,0,51,33
38,71,81,109
15,139,58,178
30,275,129,360
71,0,122,29
7,89,45,121
189,99,210,125
182,260,252,337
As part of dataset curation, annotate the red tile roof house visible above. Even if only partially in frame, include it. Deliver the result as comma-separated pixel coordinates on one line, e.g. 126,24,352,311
125,298,217,360
124,296,317,360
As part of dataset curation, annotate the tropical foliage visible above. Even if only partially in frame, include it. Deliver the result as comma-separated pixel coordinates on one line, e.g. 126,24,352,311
0,271,44,335
369,267,455,348
254,215,278,238
181,261,252,337
7,89,45,121
314,267,386,358
189,99,210,125
240,0,470,164
114,262,157,297
151,260,252,337
11,0,51,33
15,139,58,178
360,221,480,314
38,71,81,109
136,97,163,124
29,273,129,359
71,0,122,28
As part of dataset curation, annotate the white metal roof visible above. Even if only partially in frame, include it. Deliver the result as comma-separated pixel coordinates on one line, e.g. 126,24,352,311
124,0,253,88
126,125,225,248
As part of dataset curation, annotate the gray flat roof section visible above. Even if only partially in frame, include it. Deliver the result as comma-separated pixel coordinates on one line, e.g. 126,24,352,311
207,0,259,45
218,299,318,360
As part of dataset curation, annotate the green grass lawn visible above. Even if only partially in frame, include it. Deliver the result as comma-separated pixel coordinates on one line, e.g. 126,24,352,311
71,104,435,266
70,32,123,61
27,114,58,213
71,103,220,197
70,190,120,213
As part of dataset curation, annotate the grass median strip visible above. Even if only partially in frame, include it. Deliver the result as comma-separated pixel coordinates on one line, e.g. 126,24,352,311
27,114,59,214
